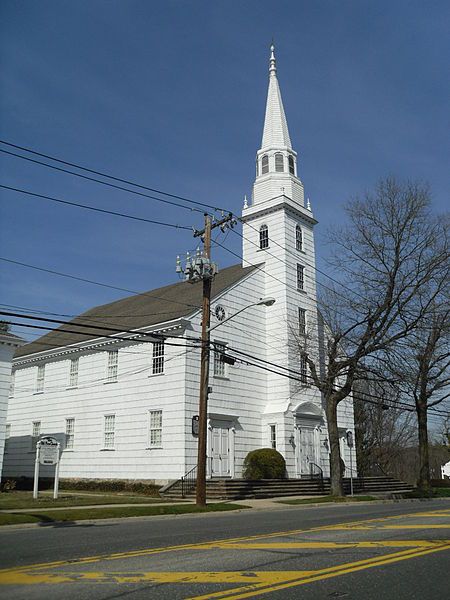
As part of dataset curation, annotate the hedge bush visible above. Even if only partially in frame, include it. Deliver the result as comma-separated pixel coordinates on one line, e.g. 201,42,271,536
243,448,286,480
0,477,160,496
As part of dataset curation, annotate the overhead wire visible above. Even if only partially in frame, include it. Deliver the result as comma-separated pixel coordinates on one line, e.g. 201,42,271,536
0,147,214,214
0,257,202,311
222,344,450,418
0,138,227,212
0,184,192,230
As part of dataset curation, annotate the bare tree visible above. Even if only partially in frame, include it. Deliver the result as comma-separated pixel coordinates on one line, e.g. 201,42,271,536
379,299,450,492
301,177,448,496
353,379,416,478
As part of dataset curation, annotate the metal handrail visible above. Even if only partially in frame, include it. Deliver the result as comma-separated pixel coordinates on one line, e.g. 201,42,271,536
181,465,197,498
309,462,324,491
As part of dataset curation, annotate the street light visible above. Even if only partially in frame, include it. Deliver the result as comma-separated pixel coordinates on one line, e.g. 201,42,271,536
196,296,276,507
207,297,276,333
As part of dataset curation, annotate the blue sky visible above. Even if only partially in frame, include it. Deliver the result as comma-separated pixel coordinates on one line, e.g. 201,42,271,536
1,0,449,342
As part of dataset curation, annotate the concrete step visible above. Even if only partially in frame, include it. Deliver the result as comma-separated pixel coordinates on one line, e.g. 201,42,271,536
160,476,413,500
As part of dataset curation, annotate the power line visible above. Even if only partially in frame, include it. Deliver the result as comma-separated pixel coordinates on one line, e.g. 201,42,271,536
0,257,201,311
0,139,226,213
0,148,209,214
0,184,192,230
0,302,186,320
223,345,450,418
0,310,196,347
9,315,198,352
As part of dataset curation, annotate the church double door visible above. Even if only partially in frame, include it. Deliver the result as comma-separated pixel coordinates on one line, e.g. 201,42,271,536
296,426,318,476
210,425,232,478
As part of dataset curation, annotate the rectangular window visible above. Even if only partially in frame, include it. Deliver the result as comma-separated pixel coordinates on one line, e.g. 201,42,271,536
32,421,41,438
65,418,75,450
31,420,41,450
300,355,308,384
149,410,163,447
106,350,118,382
152,341,165,375
269,424,277,449
103,415,115,449
5,424,11,453
213,342,227,377
36,365,45,392
69,358,79,387
298,308,306,335
297,264,305,291
9,371,15,397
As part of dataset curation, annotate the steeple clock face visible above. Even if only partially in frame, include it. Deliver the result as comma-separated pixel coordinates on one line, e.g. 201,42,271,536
215,305,226,322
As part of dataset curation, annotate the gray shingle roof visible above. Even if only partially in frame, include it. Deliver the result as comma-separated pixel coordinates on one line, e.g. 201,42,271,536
15,263,258,358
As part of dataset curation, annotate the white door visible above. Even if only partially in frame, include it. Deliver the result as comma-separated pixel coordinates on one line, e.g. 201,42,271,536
297,427,316,475
210,426,231,477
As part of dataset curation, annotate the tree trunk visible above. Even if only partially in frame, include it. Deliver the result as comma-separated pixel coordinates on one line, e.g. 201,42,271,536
416,402,431,494
326,396,344,496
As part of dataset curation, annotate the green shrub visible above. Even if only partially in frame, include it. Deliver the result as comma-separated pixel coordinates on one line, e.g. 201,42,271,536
243,448,286,480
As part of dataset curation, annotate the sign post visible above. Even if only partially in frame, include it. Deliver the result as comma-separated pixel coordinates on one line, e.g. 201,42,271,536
33,436,61,500
346,430,354,496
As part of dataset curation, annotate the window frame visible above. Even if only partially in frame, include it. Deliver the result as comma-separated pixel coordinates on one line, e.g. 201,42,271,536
151,341,165,375
106,350,118,383
297,264,305,291
148,409,163,448
275,152,284,172
213,341,228,378
269,424,277,449
288,154,295,175
298,308,307,336
69,357,79,388
296,225,303,252
259,224,269,250
261,154,269,174
103,414,116,450
65,417,75,450
300,354,308,385
31,420,41,451
36,364,45,393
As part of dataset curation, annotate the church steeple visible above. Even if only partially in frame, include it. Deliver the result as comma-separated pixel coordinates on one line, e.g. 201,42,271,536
261,45,292,150
251,44,305,209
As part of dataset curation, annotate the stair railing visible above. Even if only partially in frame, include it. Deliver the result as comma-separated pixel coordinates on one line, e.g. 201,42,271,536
181,465,197,498
309,462,325,492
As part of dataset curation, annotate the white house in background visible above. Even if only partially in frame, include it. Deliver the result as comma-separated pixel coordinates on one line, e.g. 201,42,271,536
0,327,25,480
3,47,356,485
442,461,450,479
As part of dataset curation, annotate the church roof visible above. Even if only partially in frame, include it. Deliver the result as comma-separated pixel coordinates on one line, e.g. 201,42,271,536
15,263,259,358
261,45,292,150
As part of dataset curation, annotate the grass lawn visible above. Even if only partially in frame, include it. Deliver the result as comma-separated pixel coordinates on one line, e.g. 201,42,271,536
276,495,377,505
0,491,179,510
0,502,248,526
405,487,450,499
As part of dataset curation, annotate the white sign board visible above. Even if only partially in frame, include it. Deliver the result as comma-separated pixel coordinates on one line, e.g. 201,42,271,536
33,436,61,499
39,437,59,465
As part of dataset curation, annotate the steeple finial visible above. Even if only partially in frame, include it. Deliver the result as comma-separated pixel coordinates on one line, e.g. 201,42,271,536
269,43,277,76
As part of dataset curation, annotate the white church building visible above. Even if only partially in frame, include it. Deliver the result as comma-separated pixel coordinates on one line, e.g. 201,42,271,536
3,47,356,486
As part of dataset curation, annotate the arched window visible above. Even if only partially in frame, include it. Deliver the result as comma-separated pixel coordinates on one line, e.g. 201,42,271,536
261,154,269,174
259,224,269,249
296,225,303,251
275,153,284,172
288,155,295,175
255,158,259,177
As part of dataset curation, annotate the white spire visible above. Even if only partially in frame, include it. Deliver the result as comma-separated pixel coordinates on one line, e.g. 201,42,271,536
261,44,292,150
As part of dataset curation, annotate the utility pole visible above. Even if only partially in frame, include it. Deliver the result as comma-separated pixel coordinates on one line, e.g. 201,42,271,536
176,212,236,507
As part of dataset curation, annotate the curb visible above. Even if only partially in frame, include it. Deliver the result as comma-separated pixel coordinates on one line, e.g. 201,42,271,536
0,496,449,531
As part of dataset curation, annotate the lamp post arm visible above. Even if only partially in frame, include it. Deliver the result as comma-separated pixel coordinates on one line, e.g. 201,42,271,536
207,303,258,334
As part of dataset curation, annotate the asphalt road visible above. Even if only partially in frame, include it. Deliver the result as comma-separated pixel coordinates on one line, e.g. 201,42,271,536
1,499,449,599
